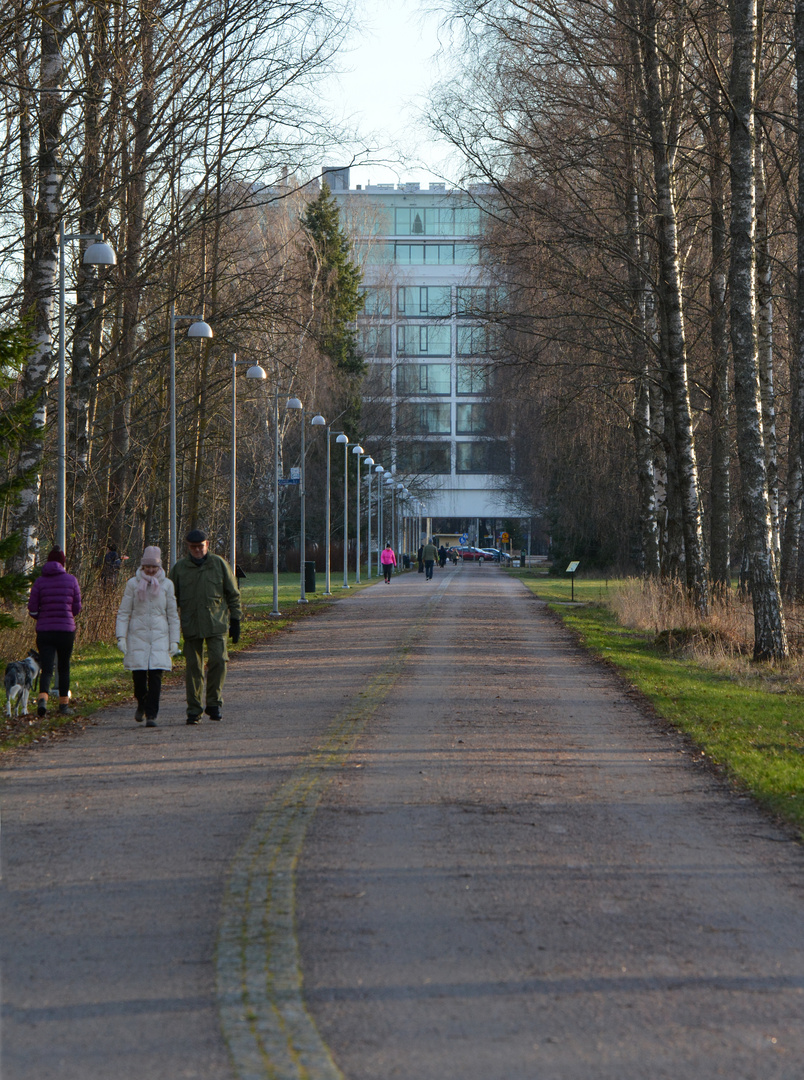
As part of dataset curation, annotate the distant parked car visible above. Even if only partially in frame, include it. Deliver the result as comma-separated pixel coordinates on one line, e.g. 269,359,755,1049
481,547,502,562
457,546,493,562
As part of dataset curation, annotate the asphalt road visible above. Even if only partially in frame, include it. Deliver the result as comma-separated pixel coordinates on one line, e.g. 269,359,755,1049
2,565,804,1080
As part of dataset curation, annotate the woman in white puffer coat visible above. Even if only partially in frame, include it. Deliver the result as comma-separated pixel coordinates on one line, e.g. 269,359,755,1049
115,546,180,727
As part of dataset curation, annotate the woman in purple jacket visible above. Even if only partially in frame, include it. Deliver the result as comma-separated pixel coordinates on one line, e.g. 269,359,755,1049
27,547,82,717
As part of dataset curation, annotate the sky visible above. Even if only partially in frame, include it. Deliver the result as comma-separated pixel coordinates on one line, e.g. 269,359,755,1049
319,0,460,189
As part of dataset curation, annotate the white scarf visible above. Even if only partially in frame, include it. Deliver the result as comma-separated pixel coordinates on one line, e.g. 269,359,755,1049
136,567,163,601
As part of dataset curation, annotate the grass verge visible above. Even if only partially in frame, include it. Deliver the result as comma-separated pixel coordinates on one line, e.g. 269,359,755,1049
0,570,376,752
510,569,804,837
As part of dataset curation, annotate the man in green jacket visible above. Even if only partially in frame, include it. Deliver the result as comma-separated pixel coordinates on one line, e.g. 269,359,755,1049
169,529,242,724
422,539,439,580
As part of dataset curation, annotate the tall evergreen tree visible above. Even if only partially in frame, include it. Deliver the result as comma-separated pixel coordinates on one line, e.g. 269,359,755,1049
300,182,364,439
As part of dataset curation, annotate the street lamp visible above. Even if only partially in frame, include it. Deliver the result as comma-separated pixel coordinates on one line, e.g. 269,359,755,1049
375,465,385,561
57,222,116,552
169,304,212,567
338,433,350,588
323,427,346,596
385,475,395,568
230,354,267,572
363,456,374,576
351,444,364,583
301,412,327,603
270,390,302,616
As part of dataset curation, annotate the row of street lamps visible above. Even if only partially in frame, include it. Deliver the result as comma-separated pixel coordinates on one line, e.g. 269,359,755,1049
56,235,422,590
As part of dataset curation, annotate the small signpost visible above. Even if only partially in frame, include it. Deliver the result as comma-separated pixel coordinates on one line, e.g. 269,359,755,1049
460,533,469,545
566,560,580,601
278,467,301,487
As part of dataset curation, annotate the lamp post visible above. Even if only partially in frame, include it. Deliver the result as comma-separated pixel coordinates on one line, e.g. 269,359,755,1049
339,433,350,588
323,427,346,596
270,389,303,617
363,456,374,576
385,475,395,568
375,465,385,561
302,412,326,603
57,222,116,552
230,353,267,572
351,443,364,583
169,303,213,567
398,484,407,558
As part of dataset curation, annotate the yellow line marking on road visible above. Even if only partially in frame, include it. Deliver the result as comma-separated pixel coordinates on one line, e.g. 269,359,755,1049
216,574,452,1079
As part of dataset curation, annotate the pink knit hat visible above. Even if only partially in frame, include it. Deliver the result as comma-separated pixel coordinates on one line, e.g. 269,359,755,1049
140,546,162,567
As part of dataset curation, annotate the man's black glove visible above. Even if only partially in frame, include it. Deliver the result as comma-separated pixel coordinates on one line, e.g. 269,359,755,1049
229,619,240,644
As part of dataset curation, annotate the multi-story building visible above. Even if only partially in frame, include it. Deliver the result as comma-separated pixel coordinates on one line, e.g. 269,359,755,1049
328,167,519,545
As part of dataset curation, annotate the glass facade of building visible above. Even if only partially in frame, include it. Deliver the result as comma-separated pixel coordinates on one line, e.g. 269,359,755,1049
337,180,513,523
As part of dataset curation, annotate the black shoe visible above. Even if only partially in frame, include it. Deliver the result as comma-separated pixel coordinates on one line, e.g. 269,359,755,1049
145,718,157,728
205,706,222,721
58,704,74,716
186,714,202,725
135,708,145,723
37,703,47,718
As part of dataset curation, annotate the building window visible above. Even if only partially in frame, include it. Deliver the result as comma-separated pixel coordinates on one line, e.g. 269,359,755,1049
456,363,494,394
363,362,392,395
456,441,509,474
393,243,475,265
397,324,451,357
397,364,451,396
360,287,391,316
456,403,490,434
393,206,482,237
397,286,451,317
359,325,392,357
456,286,499,316
363,243,394,265
397,402,451,435
396,441,451,474
458,325,493,356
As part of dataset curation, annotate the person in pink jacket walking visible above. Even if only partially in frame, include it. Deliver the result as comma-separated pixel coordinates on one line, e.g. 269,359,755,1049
380,542,397,583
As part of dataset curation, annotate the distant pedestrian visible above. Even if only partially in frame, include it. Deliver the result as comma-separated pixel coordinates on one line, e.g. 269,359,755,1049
101,541,122,585
417,544,424,573
115,546,180,728
438,544,447,568
380,542,397,583
169,529,241,724
27,547,82,717
422,539,438,580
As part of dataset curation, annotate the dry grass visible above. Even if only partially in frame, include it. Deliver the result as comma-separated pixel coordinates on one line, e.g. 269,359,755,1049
0,573,126,667
609,577,804,692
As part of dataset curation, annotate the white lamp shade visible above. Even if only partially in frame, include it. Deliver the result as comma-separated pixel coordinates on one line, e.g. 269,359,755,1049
336,433,349,444
286,397,303,410
246,364,267,380
363,456,374,465
385,476,394,485
352,444,364,455
375,465,384,473
187,320,213,339
83,240,116,266
311,414,326,425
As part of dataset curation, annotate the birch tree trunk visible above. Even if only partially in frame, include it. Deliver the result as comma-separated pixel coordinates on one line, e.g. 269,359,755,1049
9,0,65,571
728,0,787,659
106,0,154,549
706,73,732,589
625,116,660,576
755,141,780,565
790,0,804,601
71,0,111,566
638,0,708,611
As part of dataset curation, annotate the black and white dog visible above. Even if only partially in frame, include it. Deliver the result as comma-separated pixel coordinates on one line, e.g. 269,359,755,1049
4,650,41,718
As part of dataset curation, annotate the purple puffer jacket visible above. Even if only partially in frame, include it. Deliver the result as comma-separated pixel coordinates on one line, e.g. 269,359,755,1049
28,561,82,632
